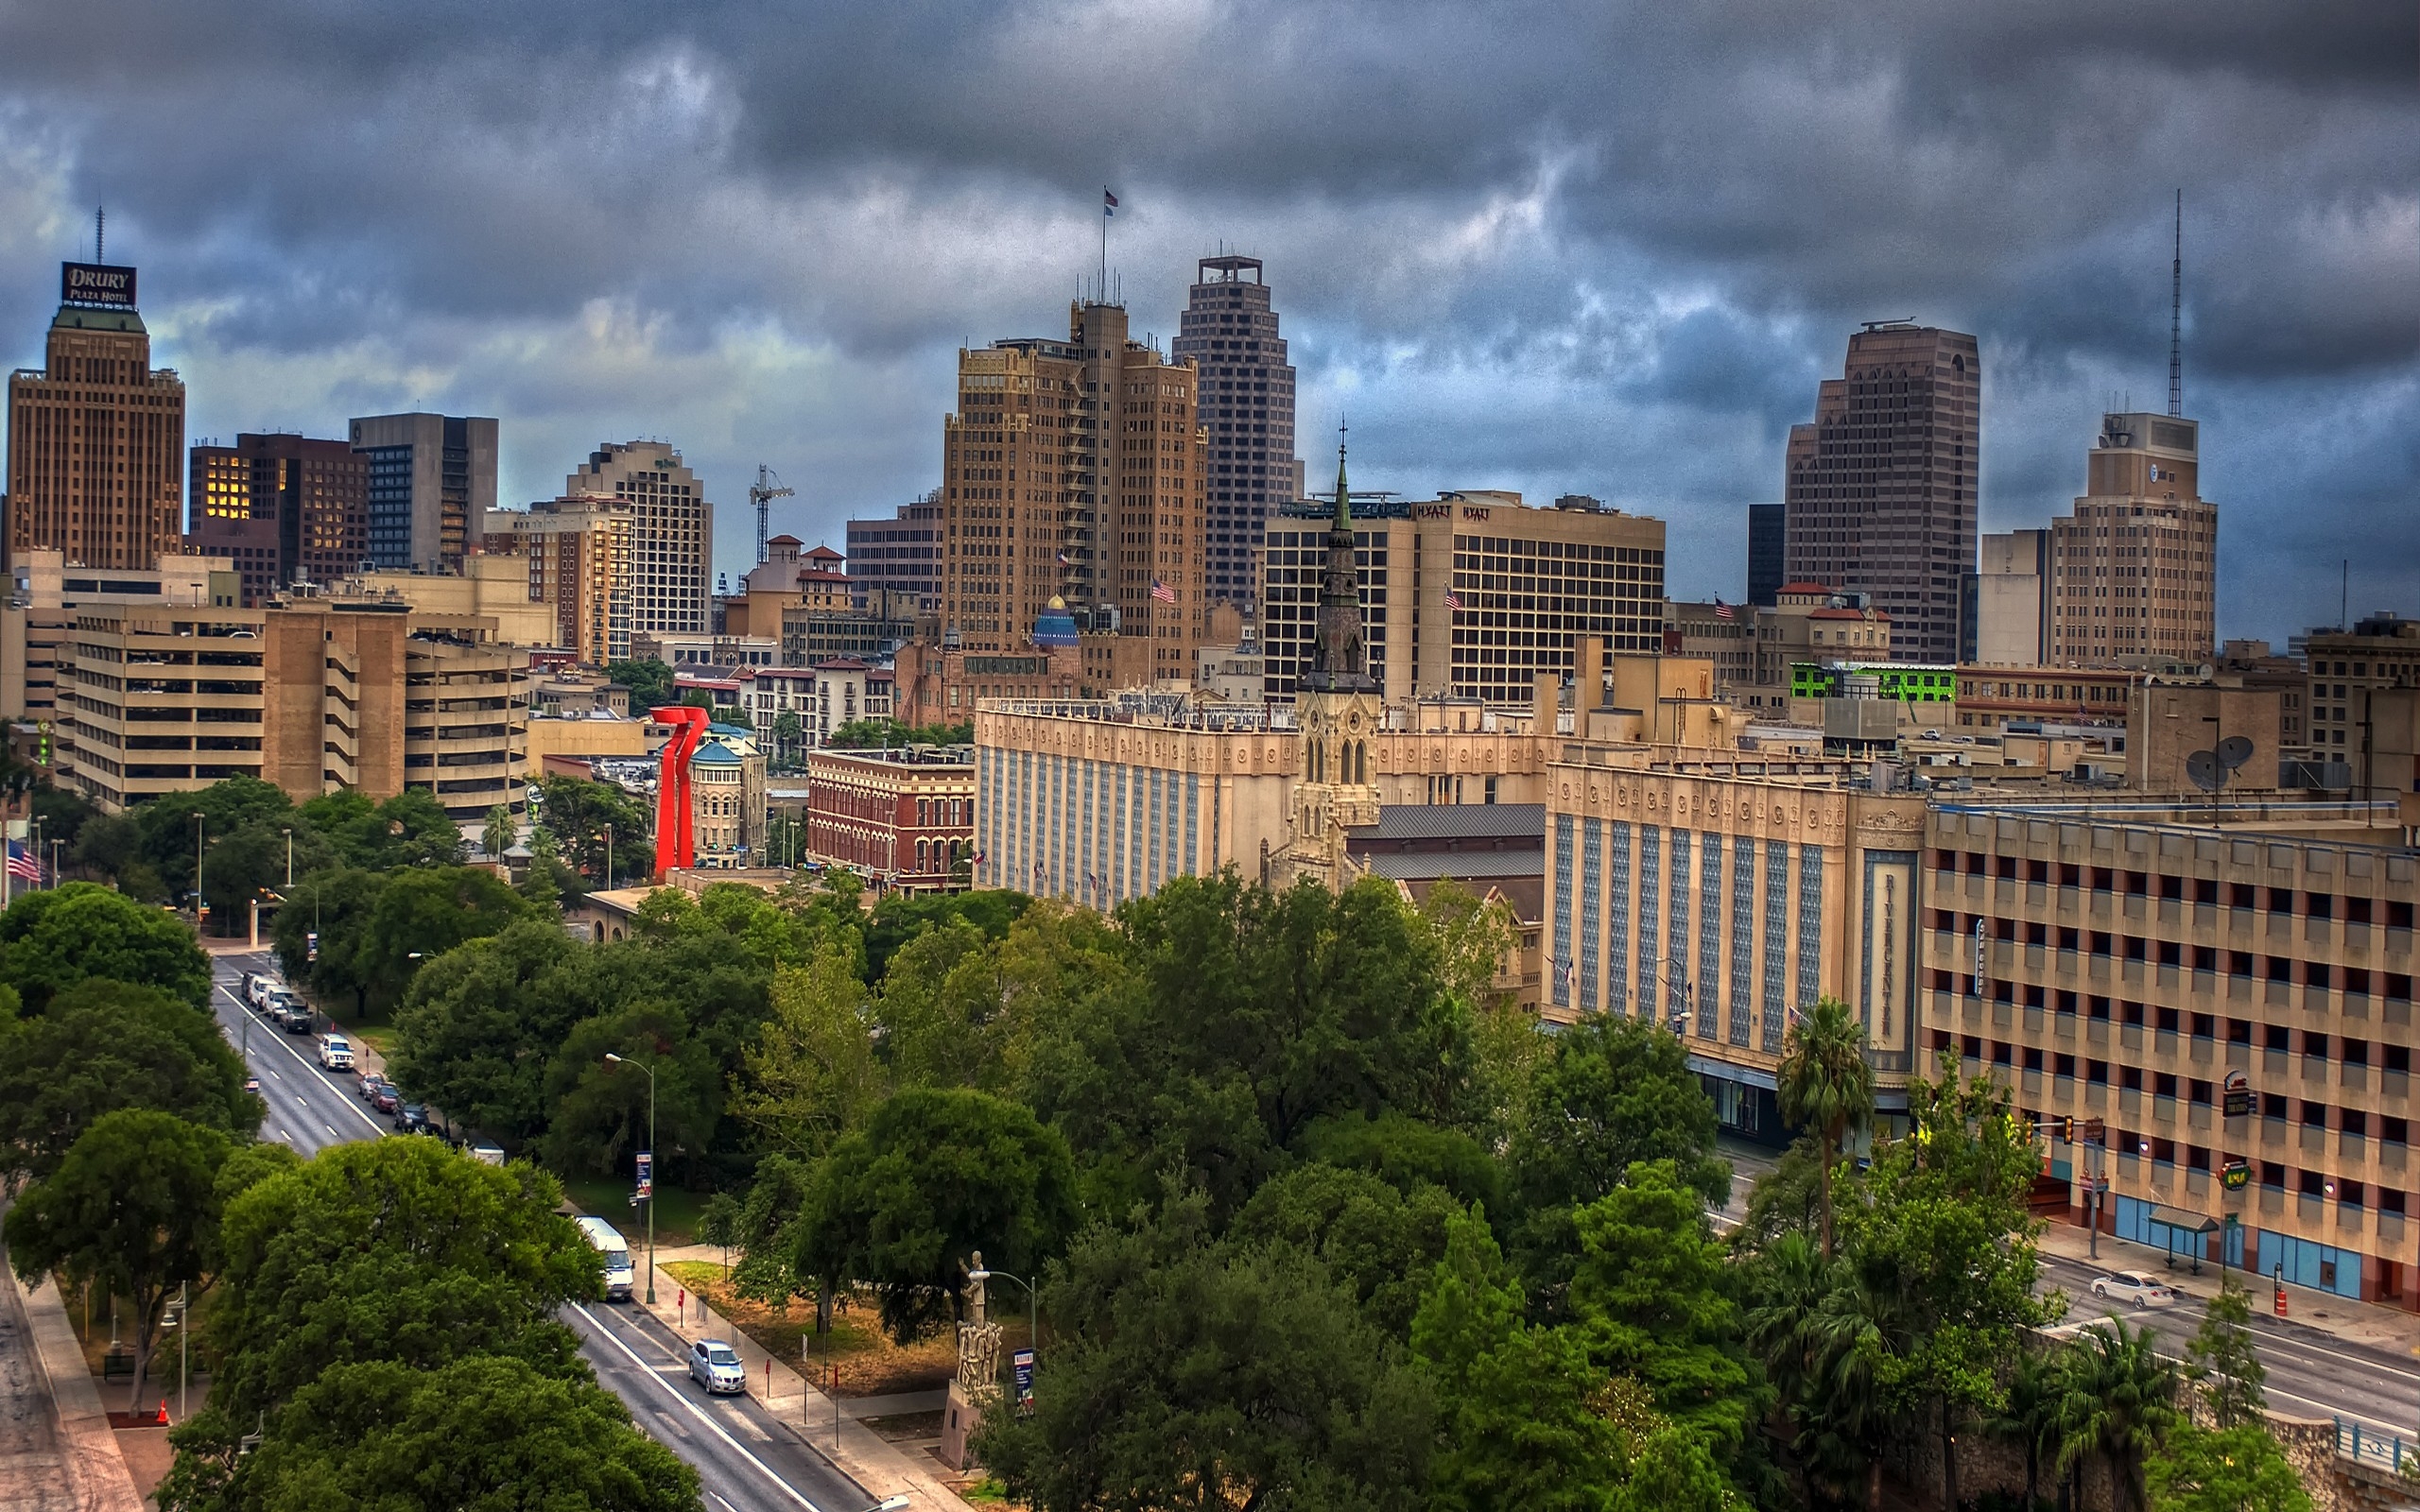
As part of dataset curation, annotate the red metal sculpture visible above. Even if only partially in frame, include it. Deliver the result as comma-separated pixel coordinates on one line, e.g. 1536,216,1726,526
651,705,712,878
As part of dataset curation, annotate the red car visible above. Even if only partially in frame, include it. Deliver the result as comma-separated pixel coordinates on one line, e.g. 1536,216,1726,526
372,1083,402,1114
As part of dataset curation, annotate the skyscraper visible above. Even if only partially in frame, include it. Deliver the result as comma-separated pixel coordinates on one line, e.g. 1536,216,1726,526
2044,412,2217,666
1782,322,1979,661
843,494,942,611
6,253,187,572
562,441,713,636
186,434,370,604
1745,503,1785,607
1168,256,1297,612
348,412,497,575
481,493,637,664
938,300,1208,690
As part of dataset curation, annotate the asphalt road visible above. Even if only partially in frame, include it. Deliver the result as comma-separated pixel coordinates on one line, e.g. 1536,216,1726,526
207,950,877,1512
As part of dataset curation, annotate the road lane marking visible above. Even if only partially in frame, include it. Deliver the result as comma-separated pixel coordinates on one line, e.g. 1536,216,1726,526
215,985,385,1137
572,1303,825,1512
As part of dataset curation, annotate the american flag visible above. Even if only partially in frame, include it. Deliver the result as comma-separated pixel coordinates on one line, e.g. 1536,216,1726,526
1715,597,1735,622
1443,591,1461,610
5,842,37,883
1103,188,1118,216
1150,579,1176,605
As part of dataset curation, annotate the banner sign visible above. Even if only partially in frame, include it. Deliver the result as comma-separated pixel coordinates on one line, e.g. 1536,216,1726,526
60,262,136,308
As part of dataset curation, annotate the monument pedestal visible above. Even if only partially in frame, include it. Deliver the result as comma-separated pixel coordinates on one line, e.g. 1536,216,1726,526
939,1378,983,1470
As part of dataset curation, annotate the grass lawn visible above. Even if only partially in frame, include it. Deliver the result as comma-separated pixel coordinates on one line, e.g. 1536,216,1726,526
660,1261,1032,1399
558,1176,709,1247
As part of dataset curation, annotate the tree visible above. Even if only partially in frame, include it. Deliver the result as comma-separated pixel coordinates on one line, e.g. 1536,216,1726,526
2184,1275,2266,1428
1776,994,1874,1256
826,717,973,750
198,818,337,936
3,1109,232,1412
135,774,293,900
480,804,516,866
0,979,260,1183
1565,1161,1756,1453
540,1002,728,1180
195,1138,598,1429
607,658,676,711
698,1193,741,1280
787,1087,1078,1343
388,920,583,1147
974,1197,1434,1512
1234,1162,1465,1338
0,881,213,1011
219,1355,702,1512
268,866,389,1015
732,941,883,1160
2058,1321,2180,1512
769,710,805,770
357,866,532,1013
1412,1206,1624,1512
1983,1346,2070,1511
2148,1422,2312,1512
530,775,653,886
863,886,1031,984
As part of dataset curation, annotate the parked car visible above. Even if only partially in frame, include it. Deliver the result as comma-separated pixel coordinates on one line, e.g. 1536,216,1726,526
242,1076,261,1097
357,1068,384,1100
239,971,273,1009
267,992,312,1033
686,1339,746,1395
393,1102,431,1134
317,1034,354,1072
2091,1270,2178,1309
372,1084,402,1114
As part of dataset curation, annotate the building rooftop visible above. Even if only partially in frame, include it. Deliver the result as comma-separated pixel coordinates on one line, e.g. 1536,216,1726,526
1347,803,1546,843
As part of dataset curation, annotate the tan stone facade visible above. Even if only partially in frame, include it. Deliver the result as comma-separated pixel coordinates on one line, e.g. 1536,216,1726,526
7,300,186,573
483,495,636,663
1922,802,2419,1304
2047,412,2218,668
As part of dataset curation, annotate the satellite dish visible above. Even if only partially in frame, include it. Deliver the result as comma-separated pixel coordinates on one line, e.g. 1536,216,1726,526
2185,750,2221,793
2217,735,2255,772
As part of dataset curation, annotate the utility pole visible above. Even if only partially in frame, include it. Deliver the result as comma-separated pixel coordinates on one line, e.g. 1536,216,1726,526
749,465,795,566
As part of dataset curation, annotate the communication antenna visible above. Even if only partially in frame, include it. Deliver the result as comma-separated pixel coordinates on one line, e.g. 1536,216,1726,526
2168,190,2183,418
748,465,794,565
95,205,103,263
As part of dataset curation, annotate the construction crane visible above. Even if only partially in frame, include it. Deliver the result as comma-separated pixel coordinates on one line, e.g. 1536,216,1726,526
749,465,795,565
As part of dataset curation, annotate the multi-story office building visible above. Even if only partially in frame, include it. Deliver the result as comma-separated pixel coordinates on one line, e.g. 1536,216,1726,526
843,495,942,611
805,744,974,891
1951,664,2138,730
2045,412,2218,667
939,301,1209,690
1667,583,1894,710
186,434,371,604
348,413,497,576
7,257,187,573
3,551,238,730
780,598,916,668
1261,490,1666,705
1925,800,2417,1304
1746,504,1786,608
1783,323,1979,662
60,585,527,818
2301,614,2420,765
562,441,711,636
1968,528,2049,667
481,494,637,665
1167,255,1299,612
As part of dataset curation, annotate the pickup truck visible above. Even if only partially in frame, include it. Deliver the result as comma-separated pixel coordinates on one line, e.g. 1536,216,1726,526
317,1034,354,1072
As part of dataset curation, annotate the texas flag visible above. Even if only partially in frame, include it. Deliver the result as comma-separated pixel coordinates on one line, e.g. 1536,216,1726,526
1103,188,1118,216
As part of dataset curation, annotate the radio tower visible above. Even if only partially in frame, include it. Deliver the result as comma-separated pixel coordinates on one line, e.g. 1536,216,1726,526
2168,189,2183,419
748,465,794,565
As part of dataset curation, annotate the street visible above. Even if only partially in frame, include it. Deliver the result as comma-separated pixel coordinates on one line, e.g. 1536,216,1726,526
206,950,874,1512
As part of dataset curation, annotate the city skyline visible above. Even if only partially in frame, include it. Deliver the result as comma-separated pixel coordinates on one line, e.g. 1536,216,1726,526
0,2,2407,643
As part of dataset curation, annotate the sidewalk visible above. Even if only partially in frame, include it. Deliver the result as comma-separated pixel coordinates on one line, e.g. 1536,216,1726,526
2038,1218,2420,1355
632,1247,977,1512
9,1267,144,1512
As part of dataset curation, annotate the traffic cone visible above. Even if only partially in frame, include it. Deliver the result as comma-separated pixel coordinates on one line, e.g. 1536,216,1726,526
156,1399,169,1425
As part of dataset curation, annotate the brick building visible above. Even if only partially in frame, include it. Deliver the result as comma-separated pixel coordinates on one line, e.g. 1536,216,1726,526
804,745,975,891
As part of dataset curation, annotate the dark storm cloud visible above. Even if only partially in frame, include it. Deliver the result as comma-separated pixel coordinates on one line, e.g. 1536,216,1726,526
0,0,2409,639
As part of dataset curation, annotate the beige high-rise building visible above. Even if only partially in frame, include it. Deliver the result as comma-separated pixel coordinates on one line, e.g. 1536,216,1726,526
939,301,1208,691
6,258,187,573
1783,323,1980,662
483,494,637,664
2046,412,2217,667
1261,490,1666,705
564,441,711,636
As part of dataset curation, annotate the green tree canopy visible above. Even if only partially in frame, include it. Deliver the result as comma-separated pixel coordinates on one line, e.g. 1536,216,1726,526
0,978,259,1182
2147,1422,2311,1512
136,774,294,899
3,1108,233,1413
2184,1275,2267,1429
975,1197,1434,1512
824,717,973,751
0,881,212,1011
863,886,1031,983
1232,1162,1465,1338
530,774,653,886
198,817,338,935
268,865,389,1014
388,920,584,1147
606,658,676,711
221,1356,701,1512
356,866,533,1012
1776,994,1874,1256
787,1086,1078,1343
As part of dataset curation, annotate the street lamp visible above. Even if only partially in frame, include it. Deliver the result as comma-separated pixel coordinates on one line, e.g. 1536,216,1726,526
602,824,614,887
283,828,293,887
603,1052,658,1304
191,813,207,929
964,1261,1038,1384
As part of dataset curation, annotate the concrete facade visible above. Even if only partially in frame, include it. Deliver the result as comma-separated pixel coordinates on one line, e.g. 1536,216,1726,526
348,412,497,576
7,287,186,574
564,441,711,637
2047,412,2219,668
1167,255,1299,612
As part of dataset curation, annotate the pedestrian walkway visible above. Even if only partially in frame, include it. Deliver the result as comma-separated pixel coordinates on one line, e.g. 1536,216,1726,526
631,1252,978,1512
6,1267,143,1512
2038,1218,2420,1354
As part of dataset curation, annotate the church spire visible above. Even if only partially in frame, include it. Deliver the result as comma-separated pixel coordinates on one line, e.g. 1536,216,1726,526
1302,423,1375,692
1332,426,1351,530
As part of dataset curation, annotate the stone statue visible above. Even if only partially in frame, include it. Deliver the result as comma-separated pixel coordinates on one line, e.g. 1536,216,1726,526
957,1250,1002,1396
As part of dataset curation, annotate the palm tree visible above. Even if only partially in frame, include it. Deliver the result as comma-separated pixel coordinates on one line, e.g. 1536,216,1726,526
480,804,515,868
1777,995,1875,1255
2057,1322,2179,1512
1984,1345,2068,1509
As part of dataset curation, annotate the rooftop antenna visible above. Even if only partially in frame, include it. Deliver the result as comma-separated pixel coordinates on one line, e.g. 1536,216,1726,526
748,464,793,565
95,205,103,263
2168,189,2183,418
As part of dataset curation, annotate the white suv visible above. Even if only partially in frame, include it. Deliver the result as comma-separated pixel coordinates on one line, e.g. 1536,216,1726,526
317,1034,354,1072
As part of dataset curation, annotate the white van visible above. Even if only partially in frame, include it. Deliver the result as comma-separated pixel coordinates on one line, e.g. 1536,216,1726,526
576,1215,635,1301
316,1034,354,1072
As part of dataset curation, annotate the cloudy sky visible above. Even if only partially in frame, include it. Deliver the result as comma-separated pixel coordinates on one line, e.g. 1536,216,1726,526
1,0,2411,644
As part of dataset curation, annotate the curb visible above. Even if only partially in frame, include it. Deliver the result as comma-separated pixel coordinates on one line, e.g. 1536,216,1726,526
10,1267,145,1512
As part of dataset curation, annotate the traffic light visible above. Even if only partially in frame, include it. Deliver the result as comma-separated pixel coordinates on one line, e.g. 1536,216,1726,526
2062,1116,2075,1144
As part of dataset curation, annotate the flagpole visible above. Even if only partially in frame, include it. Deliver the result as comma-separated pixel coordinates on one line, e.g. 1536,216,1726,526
1099,193,1107,303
